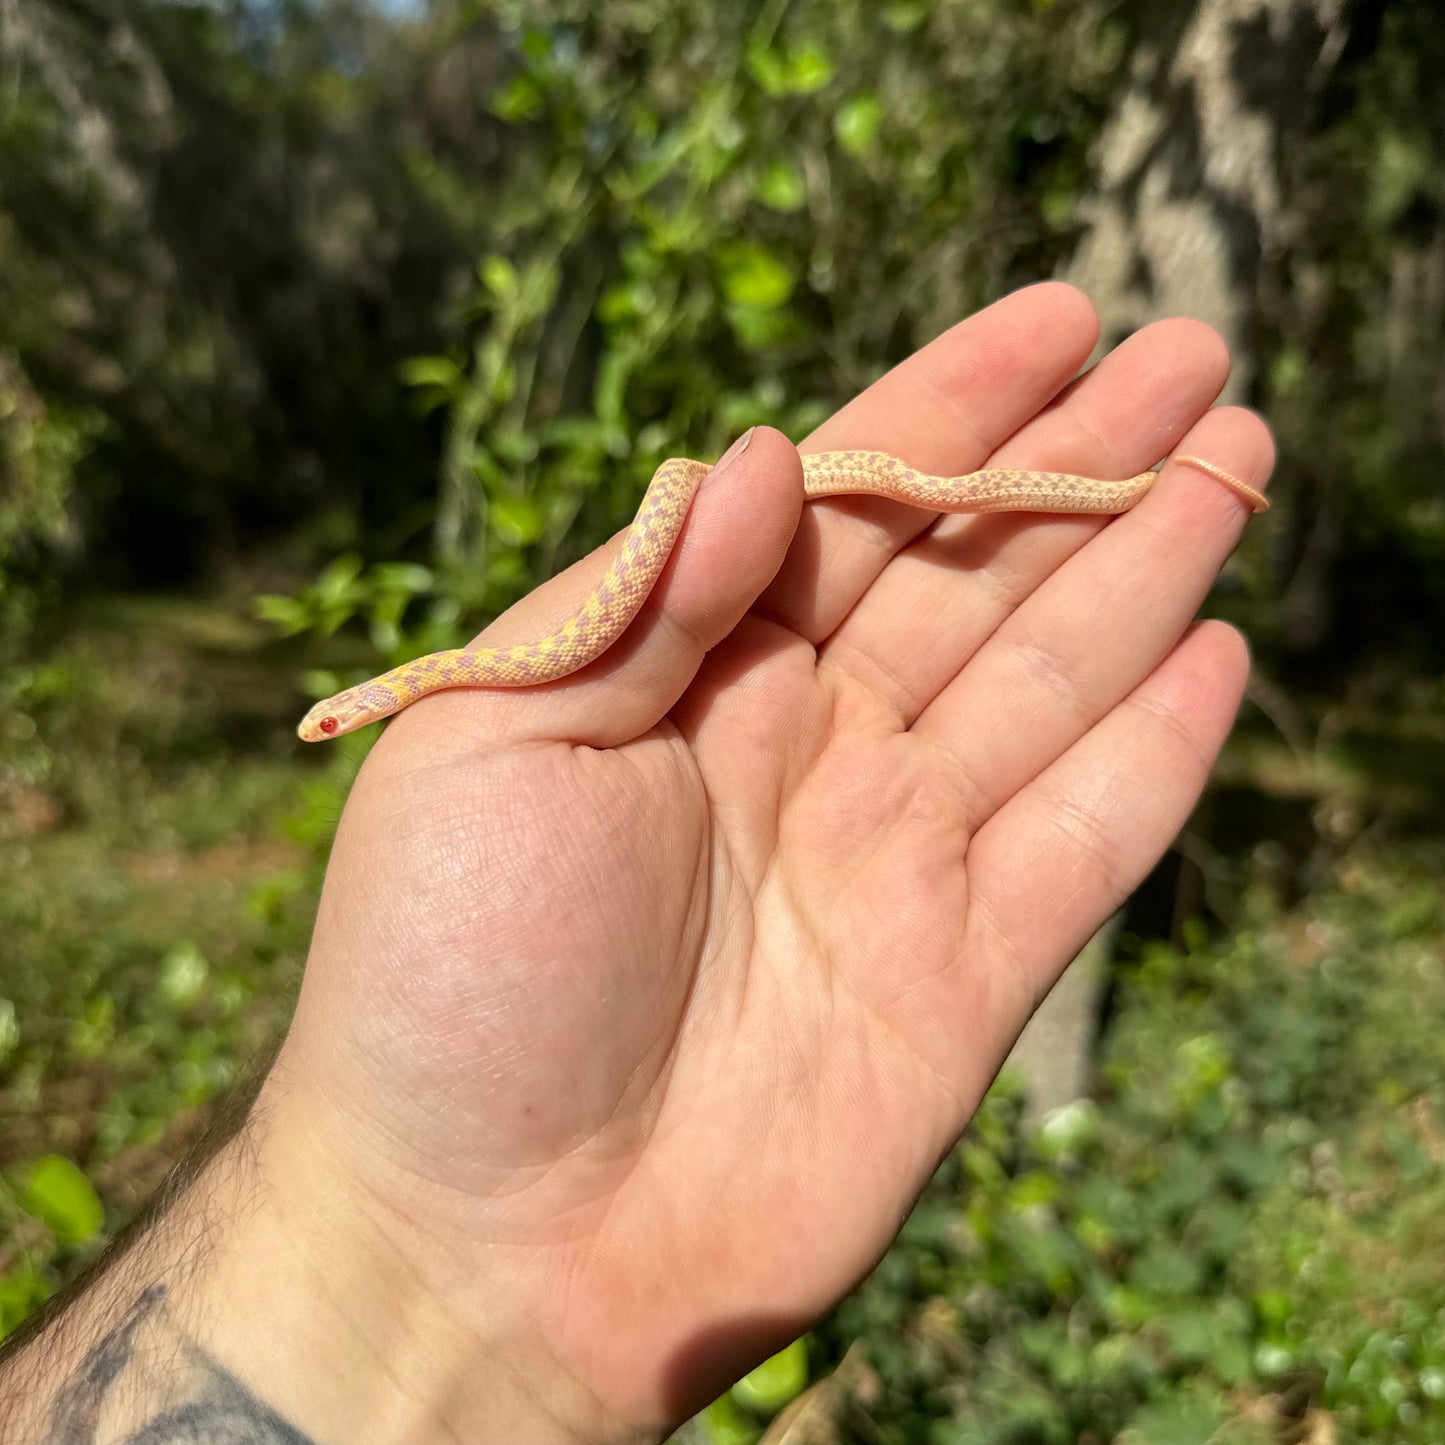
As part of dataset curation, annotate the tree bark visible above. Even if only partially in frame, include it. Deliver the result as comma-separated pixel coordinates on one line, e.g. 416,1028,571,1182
1066,0,1350,396
1008,0,1352,1119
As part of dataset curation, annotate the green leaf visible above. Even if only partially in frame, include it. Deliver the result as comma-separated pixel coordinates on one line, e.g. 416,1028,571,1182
1216,1137,1283,1193
1037,1098,1100,1157
492,73,543,122
745,48,790,97
1118,1393,1225,1445
719,243,795,309
731,1338,809,1414
157,942,208,1009
0,1265,53,1335
1040,179,1076,229
593,348,634,427
755,158,806,212
1254,1287,1294,1333
1006,1169,1060,1211
883,0,929,29
21,1156,104,1247
519,28,551,63
490,357,517,407
747,44,833,97
597,282,641,324
480,255,519,300
725,304,795,352
70,995,115,1060
1368,130,1429,228
300,669,341,699
398,355,463,392
372,562,434,597
313,554,364,606
1269,343,1309,399
787,44,835,95
834,94,882,158
1159,1310,1216,1368
1129,1242,1204,1300
1104,1285,1158,1329
491,494,547,547
254,593,310,635
701,1394,760,1445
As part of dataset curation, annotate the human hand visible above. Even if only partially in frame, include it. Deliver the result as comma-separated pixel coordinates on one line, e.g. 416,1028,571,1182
168,283,1273,1442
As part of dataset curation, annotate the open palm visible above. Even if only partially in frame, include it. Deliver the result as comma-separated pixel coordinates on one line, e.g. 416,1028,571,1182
271,284,1272,1437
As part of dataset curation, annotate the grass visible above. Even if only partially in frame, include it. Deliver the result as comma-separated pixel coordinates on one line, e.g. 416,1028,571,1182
757,847,1445,1444
2,610,1443,1443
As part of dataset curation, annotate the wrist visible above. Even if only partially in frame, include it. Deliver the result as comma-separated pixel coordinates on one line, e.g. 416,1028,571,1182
1,1100,646,1445
197,1105,641,1445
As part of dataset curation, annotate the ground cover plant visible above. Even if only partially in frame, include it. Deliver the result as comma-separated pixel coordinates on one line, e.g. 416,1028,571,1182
2,627,1442,1441
4,2,1445,1439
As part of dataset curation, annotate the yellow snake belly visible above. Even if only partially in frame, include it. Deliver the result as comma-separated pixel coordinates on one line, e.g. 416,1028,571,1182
297,449,1266,740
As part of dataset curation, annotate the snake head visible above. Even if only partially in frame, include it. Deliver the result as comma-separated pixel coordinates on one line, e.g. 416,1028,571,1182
297,684,390,743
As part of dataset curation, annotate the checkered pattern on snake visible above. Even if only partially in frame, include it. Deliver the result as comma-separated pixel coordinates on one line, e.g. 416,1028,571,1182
297,449,1265,741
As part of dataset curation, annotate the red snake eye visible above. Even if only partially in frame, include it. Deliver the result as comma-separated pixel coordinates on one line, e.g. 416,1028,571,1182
319,717,339,735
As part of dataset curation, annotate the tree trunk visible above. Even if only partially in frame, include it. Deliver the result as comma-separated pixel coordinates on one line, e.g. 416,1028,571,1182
1007,0,1351,1120
1067,0,1350,394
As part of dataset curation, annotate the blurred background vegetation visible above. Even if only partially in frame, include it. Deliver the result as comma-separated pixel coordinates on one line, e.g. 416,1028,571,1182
2,0,1443,1439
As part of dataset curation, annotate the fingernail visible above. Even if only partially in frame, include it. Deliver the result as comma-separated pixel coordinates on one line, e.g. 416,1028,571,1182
710,427,755,478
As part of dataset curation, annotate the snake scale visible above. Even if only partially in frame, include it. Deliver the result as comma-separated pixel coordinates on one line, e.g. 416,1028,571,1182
298,447,1266,741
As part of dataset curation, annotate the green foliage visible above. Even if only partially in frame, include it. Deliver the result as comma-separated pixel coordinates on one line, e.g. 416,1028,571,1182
0,0,485,588
0,354,100,655
1239,0,1445,686
701,1393,761,1445
3,0,1443,719
694,1338,813,1443
17,637,1441,1445
19,1157,104,1247
6,7,1445,1443
269,0,1123,764
0,718,311,1322
804,849,1445,1443
731,1339,811,1415
0,362,95,564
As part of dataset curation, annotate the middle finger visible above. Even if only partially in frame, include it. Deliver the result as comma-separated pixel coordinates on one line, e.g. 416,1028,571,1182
814,316,1231,723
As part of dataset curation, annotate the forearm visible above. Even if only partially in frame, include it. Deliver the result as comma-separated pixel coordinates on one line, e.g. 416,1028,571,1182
0,1127,318,1444
0,1096,629,1445
0,1275,311,1445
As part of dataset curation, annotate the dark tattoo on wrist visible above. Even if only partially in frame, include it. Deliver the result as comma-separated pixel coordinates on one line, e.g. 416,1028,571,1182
41,1284,314,1445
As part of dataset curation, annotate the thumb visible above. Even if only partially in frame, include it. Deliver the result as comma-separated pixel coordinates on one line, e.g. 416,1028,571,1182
384,426,805,752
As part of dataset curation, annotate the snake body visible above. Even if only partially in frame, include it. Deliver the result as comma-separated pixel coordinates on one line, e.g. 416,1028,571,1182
298,449,1266,741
